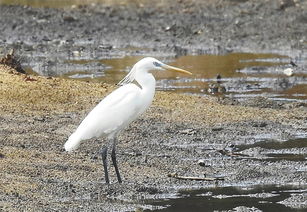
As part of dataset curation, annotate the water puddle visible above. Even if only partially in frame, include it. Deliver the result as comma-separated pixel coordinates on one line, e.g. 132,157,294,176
237,137,307,151
160,136,307,162
159,53,306,102
145,185,307,212
263,153,306,162
63,56,144,84
26,52,307,103
234,137,307,162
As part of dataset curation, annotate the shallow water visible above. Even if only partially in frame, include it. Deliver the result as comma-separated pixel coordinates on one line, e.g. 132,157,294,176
145,185,307,212
237,137,307,151
22,52,307,102
56,53,307,102
234,137,307,162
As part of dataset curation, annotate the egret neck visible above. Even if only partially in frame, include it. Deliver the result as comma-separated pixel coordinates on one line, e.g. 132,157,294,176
135,68,156,114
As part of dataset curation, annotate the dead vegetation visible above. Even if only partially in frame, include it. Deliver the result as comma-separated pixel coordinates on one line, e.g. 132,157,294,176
0,49,25,74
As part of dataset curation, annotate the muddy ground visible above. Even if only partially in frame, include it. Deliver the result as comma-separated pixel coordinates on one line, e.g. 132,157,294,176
1,64,306,211
0,0,307,211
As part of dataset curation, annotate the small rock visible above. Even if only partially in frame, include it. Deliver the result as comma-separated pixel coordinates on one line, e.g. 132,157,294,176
212,127,223,132
283,68,294,76
179,128,196,135
72,50,81,57
198,159,206,167
63,16,77,22
251,122,268,127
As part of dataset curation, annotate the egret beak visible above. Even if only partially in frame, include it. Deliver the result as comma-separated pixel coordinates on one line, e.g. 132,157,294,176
162,64,192,75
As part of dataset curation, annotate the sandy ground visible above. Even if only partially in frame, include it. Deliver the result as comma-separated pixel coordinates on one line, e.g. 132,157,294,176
0,0,307,211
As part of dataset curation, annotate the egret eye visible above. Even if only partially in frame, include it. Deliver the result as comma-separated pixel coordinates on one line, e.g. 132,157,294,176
153,62,162,67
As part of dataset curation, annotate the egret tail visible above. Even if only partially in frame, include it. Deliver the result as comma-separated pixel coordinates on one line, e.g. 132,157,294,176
65,133,82,152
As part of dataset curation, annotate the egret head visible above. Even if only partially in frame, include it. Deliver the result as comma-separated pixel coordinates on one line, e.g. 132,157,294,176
118,57,192,85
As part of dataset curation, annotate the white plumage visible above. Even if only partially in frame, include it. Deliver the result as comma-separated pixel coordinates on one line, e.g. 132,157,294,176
64,84,151,151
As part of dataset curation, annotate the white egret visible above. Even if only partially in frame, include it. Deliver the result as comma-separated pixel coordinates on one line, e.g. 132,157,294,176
64,57,192,184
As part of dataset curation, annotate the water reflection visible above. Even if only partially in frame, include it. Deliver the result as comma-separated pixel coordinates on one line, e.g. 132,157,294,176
225,137,307,162
64,56,143,84
237,137,307,151
145,185,307,212
28,52,307,102
162,53,305,102
170,53,289,78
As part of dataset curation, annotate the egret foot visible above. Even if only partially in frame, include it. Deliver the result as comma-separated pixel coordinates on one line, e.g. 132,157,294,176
101,146,109,184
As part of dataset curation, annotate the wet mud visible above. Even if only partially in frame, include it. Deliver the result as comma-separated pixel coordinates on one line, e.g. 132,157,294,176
0,0,307,211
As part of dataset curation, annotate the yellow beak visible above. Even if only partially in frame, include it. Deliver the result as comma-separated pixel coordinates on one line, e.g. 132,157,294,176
162,64,192,75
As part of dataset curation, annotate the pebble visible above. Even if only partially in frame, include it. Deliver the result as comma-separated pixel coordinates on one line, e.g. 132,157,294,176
283,68,294,76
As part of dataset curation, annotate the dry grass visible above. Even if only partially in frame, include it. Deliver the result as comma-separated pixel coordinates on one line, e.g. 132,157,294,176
0,64,112,115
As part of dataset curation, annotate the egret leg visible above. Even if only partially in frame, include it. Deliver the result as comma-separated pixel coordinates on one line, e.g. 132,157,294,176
111,139,122,183
101,145,109,184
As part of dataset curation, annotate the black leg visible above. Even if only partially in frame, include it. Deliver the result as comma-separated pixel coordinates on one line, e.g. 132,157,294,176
111,140,122,183
101,145,109,184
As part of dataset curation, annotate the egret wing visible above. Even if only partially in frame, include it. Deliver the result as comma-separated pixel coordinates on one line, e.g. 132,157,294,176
73,84,142,140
